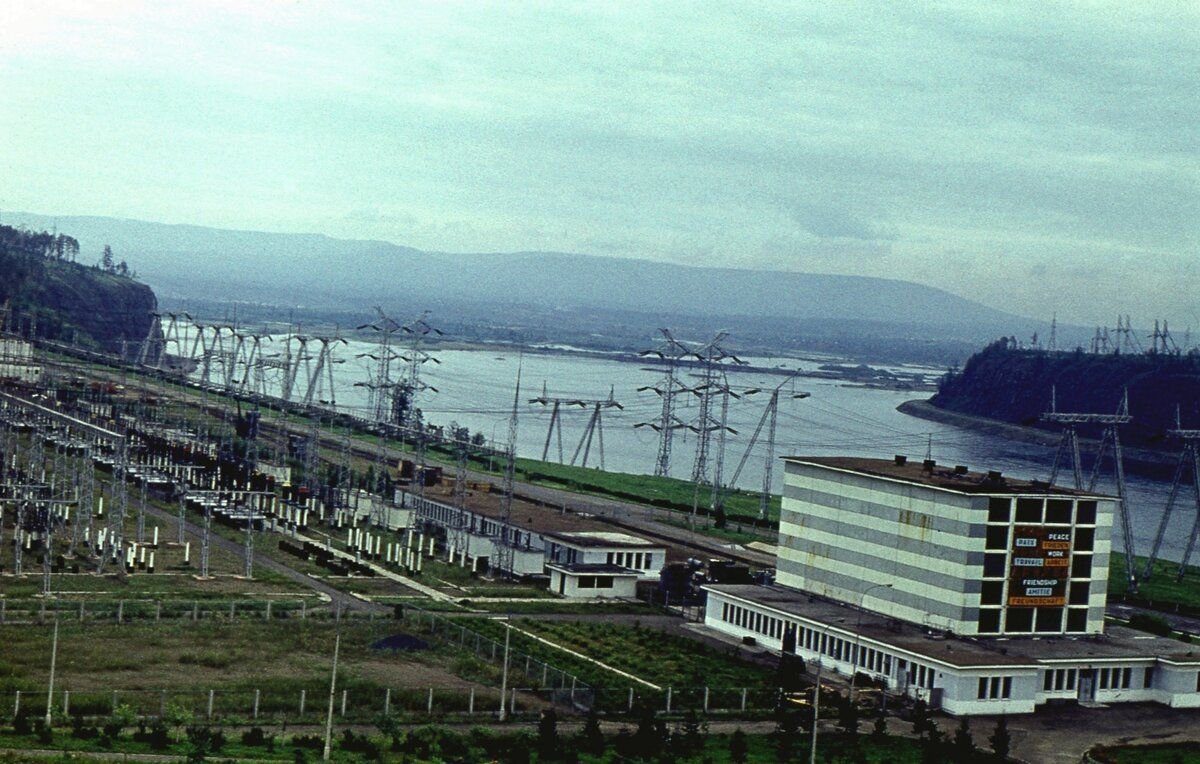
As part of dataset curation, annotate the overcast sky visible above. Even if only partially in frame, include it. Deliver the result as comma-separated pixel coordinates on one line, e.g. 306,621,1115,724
1,2,1196,328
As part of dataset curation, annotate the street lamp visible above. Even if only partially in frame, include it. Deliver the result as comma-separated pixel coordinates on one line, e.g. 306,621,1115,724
809,618,844,764
849,583,894,703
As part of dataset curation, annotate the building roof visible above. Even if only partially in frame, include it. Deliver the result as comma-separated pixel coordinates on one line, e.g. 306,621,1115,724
784,456,1115,499
706,584,1200,669
546,562,641,576
543,530,663,549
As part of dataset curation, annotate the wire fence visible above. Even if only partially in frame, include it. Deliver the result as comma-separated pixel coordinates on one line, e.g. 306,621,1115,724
4,683,788,727
0,598,332,624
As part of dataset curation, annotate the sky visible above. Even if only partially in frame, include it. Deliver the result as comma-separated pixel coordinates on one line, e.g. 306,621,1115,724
0,1,1196,329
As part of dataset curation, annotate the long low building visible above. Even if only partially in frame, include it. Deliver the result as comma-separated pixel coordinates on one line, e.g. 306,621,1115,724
699,455,1200,714
704,583,1200,715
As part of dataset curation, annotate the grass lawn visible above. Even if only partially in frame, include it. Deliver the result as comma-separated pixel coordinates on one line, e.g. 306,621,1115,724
1091,742,1200,764
1109,553,1200,611
0,618,487,721
452,618,775,693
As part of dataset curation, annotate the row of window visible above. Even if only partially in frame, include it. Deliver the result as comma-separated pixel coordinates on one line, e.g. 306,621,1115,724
718,603,899,683
976,676,1013,700
576,575,615,589
977,606,1090,634
987,497,1098,525
1041,666,1155,694
723,603,785,640
606,551,652,570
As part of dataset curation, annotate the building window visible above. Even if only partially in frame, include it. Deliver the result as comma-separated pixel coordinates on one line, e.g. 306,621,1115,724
1142,667,1154,689
1072,555,1093,579
1076,501,1097,525
1069,582,1090,606
1043,671,1053,691
1074,527,1095,552
1002,677,1012,699
1046,499,1072,524
981,581,1004,605
1016,498,1043,523
1121,668,1132,689
1066,608,1088,632
1098,669,1109,690
987,498,1011,523
985,525,1009,550
984,553,1007,578
978,609,1001,633
1005,607,1034,633
1036,608,1063,633
978,678,988,699
1066,669,1076,690
579,576,596,589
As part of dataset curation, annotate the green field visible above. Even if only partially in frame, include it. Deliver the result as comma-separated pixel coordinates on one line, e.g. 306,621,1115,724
1091,742,1200,764
1108,553,1200,611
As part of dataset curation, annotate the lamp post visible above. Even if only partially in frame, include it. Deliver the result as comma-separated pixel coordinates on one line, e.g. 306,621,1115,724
849,583,894,703
809,618,844,764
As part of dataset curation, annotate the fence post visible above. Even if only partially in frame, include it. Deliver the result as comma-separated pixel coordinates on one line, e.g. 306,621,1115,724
207,689,214,719
1,599,6,623
229,602,235,620
384,688,390,716
299,689,306,715
112,690,118,713
13,690,19,718
160,690,166,716
740,688,747,712
542,665,548,688
192,602,198,621
510,688,517,716
340,689,347,717
704,687,710,712
301,601,306,619
427,688,433,715
117,600,123,624
62,690,69,717
155,601,161,622
665,687,672,713
571,677,576,703
266,601,272,621
628,688,634,711
78,601,85,622
469,688,475,716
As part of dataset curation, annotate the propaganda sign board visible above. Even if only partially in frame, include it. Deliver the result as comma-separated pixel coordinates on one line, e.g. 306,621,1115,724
1007,525,1071,607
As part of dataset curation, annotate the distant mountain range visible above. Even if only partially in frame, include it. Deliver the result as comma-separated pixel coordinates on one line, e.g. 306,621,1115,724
5,212,1062,360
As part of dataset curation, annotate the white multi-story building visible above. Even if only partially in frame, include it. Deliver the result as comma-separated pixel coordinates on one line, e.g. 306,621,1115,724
702,456,1200,715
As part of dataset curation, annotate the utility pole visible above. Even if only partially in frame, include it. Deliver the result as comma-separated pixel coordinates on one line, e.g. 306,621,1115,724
1042,389,1136,589
322,628,341,762
494,362,522,579
1144,408,1200,581
636,329,690,477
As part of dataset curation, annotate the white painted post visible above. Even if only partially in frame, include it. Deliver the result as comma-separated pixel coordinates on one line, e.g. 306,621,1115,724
253,689,260,719
340,689,347,717
207,689,214,718
384,688,390,716
299,689,306,715
704,687,710,712
184,542,190,565
427,687,433,715
469,687,475,715
741,688,747,711
665,687,672,713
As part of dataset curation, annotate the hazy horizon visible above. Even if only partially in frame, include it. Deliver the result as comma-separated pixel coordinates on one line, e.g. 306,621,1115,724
2,3,1196,329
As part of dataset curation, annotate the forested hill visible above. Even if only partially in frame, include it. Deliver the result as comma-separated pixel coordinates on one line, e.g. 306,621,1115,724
0,224,158,354
931,339,1200,449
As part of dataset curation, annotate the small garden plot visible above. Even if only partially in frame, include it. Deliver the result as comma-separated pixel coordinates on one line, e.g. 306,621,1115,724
457,619,775,691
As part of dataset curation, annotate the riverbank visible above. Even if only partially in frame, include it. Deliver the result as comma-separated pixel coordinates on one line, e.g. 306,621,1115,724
898,399,1178,476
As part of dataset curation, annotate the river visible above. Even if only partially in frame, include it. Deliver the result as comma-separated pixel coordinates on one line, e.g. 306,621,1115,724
188,336,1193,563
